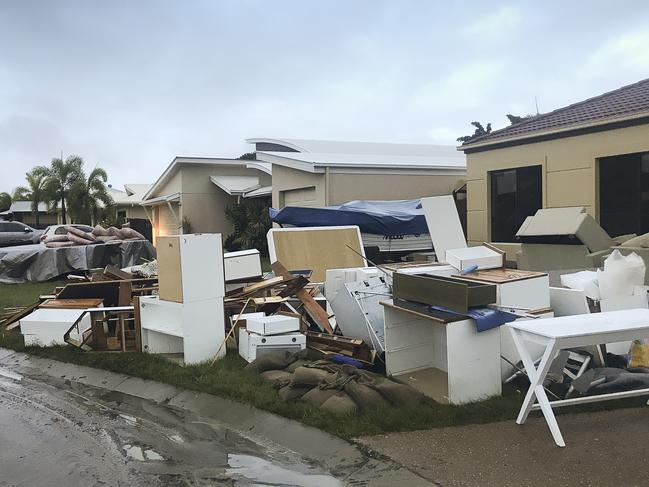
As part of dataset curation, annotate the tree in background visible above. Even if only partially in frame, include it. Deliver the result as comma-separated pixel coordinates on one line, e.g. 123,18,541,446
0,192,10,212
238,152,257,160
67,166,113,224
224,197,271,256
43,155,84,223
12,166,50,227
456,121,492,143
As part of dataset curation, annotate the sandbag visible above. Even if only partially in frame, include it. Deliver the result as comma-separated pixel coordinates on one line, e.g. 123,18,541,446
107,226,121,237
372,379,425,407
45,240,75,248
321,392,358,415
284,359,308,373
66,225,96,241
629,340,649,368
301,387,337,407
291,366,336,386
245,354,290,373
92,225,110,236
278,384,312,401
67,233,94,246
260,370,293,388
344,381,391,410
44,234,69,243
118,227,146,240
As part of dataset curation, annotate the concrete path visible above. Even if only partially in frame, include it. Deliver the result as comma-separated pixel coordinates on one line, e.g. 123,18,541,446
0,348,431,486
358,406,649,487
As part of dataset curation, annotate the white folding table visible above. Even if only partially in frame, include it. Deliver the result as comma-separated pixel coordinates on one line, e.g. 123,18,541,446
507,309,649,447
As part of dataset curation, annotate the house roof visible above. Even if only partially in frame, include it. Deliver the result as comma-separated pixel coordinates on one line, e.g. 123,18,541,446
247,137,460,157
255,150,466,174
209,175,260,196
144,157,272,200
8,201,50,213
243,185,272,198
460,78,649,151
249,138,465,173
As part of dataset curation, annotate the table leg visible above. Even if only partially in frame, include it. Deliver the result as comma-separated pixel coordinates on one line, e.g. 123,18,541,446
535,384,566,447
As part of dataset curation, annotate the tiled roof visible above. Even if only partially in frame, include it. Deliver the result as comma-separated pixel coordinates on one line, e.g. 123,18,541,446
461,78,649,148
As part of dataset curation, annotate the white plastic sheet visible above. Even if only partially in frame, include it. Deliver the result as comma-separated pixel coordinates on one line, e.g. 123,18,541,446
598,250,646,299
560,270,601,300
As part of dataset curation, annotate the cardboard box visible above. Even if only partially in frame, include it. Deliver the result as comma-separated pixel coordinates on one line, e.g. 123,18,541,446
246,314,300,336
445,245,503,271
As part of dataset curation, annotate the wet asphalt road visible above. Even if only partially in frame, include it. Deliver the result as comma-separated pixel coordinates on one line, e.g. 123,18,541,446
0,367,343,486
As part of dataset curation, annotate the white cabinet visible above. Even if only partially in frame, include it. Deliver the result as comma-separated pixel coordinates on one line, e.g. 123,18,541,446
238,329,306,363
157,234,225,303
383,300,501,405
139,295,225,364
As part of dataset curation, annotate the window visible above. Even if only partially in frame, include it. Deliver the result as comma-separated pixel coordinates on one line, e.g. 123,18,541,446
6,222,26,232
490,165,542,242
117,210,127,220
600,151,649,237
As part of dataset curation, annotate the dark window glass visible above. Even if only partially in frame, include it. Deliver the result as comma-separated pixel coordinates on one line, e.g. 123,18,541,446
7,222,24,231
600,151,649,237
490,165,542,242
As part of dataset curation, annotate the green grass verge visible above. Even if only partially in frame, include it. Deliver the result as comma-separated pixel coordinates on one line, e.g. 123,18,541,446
1,280,646,439
0,279,68,311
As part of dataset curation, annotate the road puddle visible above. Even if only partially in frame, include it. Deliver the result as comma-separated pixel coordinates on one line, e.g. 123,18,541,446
226,454,343,487
123,444,165,462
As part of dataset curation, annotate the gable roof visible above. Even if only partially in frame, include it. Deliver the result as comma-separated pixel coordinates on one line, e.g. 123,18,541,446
144,157,272,200
460,78,649,152
8,201,50,213
250,138,465,173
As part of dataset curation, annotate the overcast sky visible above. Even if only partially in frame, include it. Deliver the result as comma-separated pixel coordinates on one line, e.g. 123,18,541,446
2,1,649,191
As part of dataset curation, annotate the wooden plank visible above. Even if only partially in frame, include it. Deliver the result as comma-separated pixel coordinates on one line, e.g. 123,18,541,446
272,261,334,334
2,301,40,330
133,296,142,352
104,264,134,281
117,281,133,306
157,236,184,303
241,276,284,294
39,299,104,309
453,268,548,284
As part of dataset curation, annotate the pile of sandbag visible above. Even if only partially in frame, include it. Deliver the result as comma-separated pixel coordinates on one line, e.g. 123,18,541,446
246,352,427,415
44,225,146,248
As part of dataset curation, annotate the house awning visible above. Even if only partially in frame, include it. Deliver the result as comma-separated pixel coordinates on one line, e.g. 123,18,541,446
243,186,272,198
140,192,181,206
209,175,260,196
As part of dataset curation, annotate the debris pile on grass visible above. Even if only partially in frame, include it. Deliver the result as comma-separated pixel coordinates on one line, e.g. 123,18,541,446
246,351,427,414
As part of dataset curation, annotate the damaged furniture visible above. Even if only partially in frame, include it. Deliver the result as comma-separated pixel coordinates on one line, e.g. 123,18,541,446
139,233,226,364
516,207,615,271
507,308,649,447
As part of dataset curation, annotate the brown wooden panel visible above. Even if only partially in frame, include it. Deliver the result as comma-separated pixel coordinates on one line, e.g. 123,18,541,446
157,236,183,303
270,228,364,282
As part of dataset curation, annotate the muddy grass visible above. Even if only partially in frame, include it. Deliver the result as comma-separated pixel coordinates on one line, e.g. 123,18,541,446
1,280,644,439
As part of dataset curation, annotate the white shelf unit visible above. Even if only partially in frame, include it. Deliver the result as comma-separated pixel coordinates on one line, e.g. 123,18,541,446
139,295,225,364
383,300,501,405
141,233,226,364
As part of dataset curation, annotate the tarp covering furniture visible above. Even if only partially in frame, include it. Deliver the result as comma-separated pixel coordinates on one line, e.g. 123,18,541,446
0,240,155,283
269,199,429,236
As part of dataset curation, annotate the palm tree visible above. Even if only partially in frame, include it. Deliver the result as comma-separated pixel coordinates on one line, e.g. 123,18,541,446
67,167,113,225
44,155,83,223
0,192,10,212
13,166,50,227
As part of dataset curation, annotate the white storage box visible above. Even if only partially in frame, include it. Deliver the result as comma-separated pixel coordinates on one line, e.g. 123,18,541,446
20,308,91,346
445,246,503,271
238,329,306,363
246,314,300,336
224,249,262,281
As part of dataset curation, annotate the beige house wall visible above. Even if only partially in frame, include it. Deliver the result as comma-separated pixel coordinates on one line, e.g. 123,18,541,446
272,165,465,209
271,164,326,208
115,204,148,220
328,171,464,205
465,124,649,245
150,171,182,199
152,202,181,246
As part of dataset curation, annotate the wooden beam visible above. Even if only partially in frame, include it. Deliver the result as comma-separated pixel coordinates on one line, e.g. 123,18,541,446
271,261,333,334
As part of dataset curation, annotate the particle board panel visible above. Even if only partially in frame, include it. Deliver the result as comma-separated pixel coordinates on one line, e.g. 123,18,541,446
420,195,466,262
268,226,365,282
157,236,183,303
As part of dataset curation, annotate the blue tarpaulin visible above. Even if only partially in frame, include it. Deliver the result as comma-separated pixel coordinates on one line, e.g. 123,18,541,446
269,199,428,236
430,306,519,332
